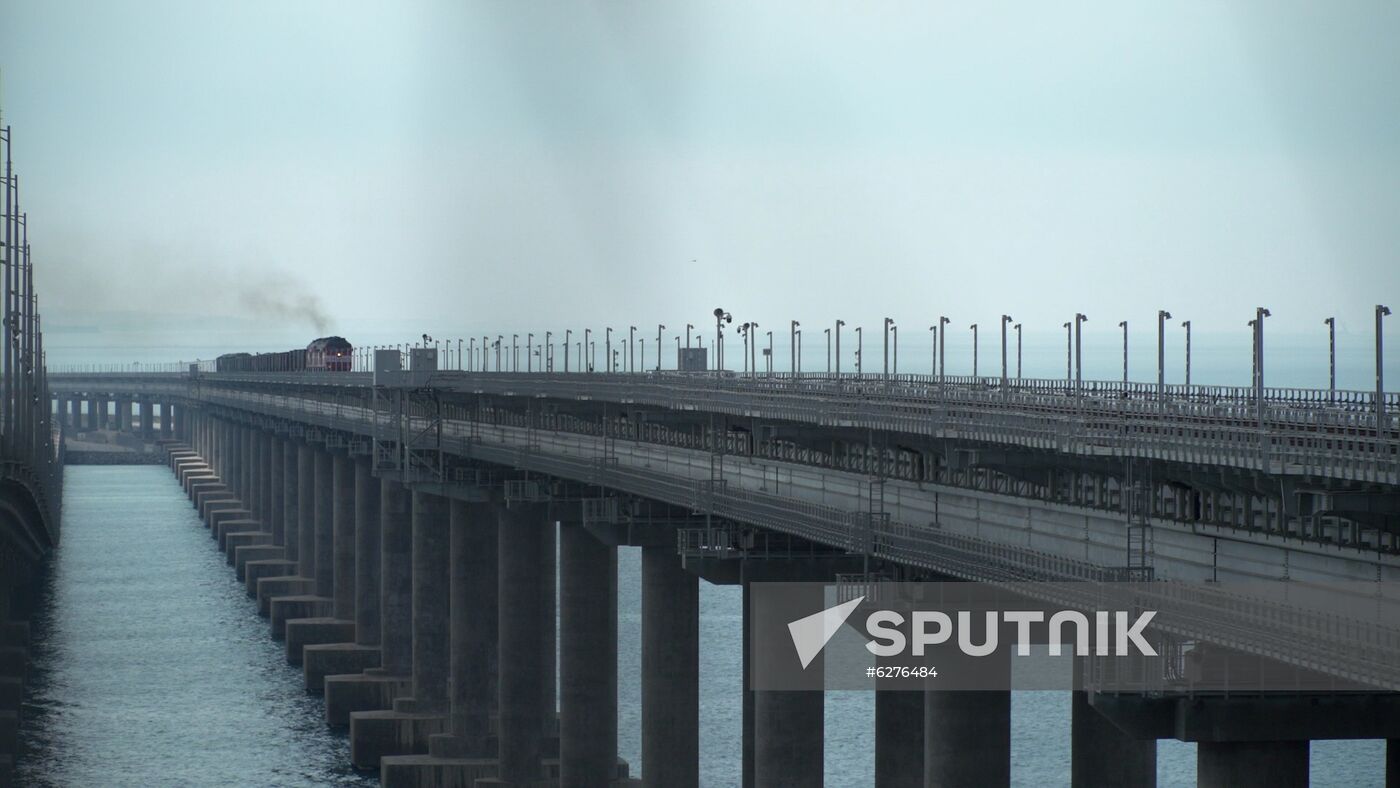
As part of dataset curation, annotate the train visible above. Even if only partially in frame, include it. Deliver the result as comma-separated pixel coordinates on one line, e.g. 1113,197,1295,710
215,336,353,373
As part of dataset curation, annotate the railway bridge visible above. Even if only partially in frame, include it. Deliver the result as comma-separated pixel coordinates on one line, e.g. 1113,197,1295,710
46,358,1400,787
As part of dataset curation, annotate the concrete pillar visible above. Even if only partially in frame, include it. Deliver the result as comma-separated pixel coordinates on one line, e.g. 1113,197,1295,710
87,398,98,430
752,578,822,788
1072,685,1155,787
1388,739,1399,788
332,453,356,621
377,477,413,676
97,397,108,429
641,545,699,788
354,458,381,647
404,490,449,711
160,403,173,437
249,430,263,523
437,499,496,756
298,442,316,579
875,689,924,788
559,522,617,787
314,448,334,599
282,438,299,562
924,663,1010,787
269,436,284,545
119,398,130,432
242,426,254,504
260,432,274,527
69,398,80,429
1197,741,1308,788
498,502,548,784
140,399,153,439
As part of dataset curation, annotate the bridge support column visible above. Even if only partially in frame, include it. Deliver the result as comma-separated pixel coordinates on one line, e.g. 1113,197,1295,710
268,436,284,545
298,442,315,578
160,403,173,438
299,451,372,690
332,453,356,621
260,432,275,526
559,520,618,787
752,578,822,788
314,448,333,596
1197,741,1307,788
875,689,924,788
69,398,80,430
87,397,98,431
1072,666,1156,788
97,397,108,429
641,545,699,788
1388,739,1399,787
140,399,153,440
496,501,549,785
347,477,420,769
924,651,1011,787
397,490,449,713
353,457,381,650
249,430,264,524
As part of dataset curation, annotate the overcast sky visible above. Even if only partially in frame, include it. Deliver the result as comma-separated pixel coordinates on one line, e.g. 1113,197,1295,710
1,1,1397,379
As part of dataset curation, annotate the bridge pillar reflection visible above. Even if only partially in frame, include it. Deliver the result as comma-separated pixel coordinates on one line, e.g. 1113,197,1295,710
1197,741,1307,788
641,544,699,788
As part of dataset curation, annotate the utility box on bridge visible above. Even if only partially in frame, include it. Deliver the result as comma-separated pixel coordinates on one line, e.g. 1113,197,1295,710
409,347,438,387
677,347,707,372
373,348,403,386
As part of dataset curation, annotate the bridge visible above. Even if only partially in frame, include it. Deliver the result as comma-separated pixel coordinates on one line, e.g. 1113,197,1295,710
44,348,1400,787
0,123,65,781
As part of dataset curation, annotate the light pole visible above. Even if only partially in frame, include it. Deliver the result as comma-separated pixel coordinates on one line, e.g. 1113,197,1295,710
629,326,637,373
1177,320,1189,390
1014,322,1022,379
1254,307,1271,416
765,330,773,376
738,323,750,375
1074,314,1088,394
892,325,898,376
928,325,937,376
495,336,502,371
469,338,476,371
824,328,832,375
713,308,732,376
750,322,759,377
836,320,845,377
796,328,802,373
969,323,978,378
1156,311,1171,398
1324,317,1335,393
791,320,800,375
584,328,591,372
1063,322,1071,381
656,324,665,371
939,316,949,382
855,326,863,377
545,331,552,372
512,334,519,372
605,328,613,373
564,329,572,373
883,317,894,383
1377,305,1391,438
686,324,694,348
1117,320,1127,385
527,333,533,373
1000,315,1011,389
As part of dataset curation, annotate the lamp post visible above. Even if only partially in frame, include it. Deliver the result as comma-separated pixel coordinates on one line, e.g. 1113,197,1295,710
855,326,863,376
583,329,591,372
750,322,760,377
883,317,894,383
605,328,612,373
1000,315,1012,389
939,316,949,383
765,331,773,376
969,323,978,378
656,324,665,371
527,333,533,373
686,324,694,348
512,334,519,372
791,320,800,375
738,323,750,375
1377,305,1391,438
469,338,476,371
1117,320,1127,386
1181,320,1191,389
495,336,502,371
1014,322,1022,380
836,320,845,377
713,308,732,376
796,328,802,374
824,328,832,375
1063,322,1071,382
892,325,898,376
545,331,552,372
1156,310,1171,398
1074,314,1088,394
629,326,637,373
1324,317,1336,393
1254,307,1271,418
928,325,937,376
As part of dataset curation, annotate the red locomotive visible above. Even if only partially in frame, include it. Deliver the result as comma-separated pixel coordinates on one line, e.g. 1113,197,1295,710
215,336,353,372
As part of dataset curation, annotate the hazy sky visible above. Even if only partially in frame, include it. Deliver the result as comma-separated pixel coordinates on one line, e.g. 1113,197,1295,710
2,1,1398,372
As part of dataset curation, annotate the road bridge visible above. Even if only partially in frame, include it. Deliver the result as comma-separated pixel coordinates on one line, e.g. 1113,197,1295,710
47,359,1400,787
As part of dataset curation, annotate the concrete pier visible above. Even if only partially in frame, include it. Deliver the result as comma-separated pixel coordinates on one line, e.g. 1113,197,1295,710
924,660,1011,788
298,443,316,580
400,490,450,712
559,522,618,787
497,502,548,785
1072,681,1155,787
314,449,334,599
875,689,924,788
301,453,376,691
641,545,699,788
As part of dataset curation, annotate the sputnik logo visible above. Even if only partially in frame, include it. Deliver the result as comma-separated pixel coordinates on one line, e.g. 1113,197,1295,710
788,595,865,669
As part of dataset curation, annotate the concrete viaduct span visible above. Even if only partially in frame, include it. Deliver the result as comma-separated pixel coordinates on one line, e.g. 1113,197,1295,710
47,365,1400,787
